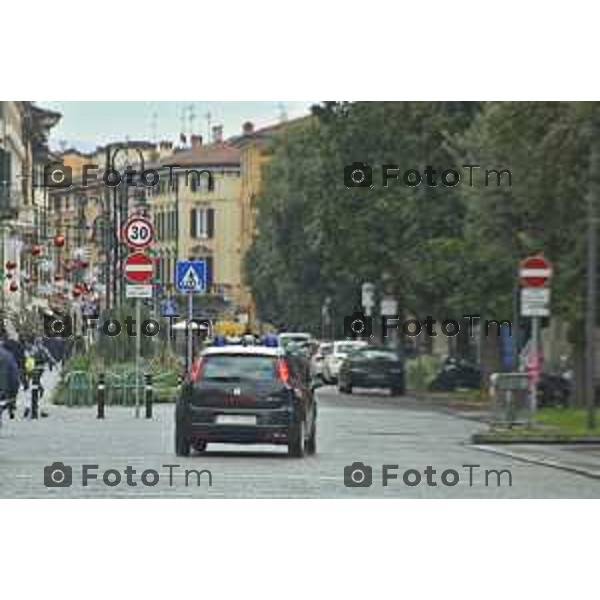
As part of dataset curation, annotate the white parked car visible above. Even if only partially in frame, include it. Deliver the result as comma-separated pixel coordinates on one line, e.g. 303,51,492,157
278,332,312,351
311,342,333,380
322,340,369,383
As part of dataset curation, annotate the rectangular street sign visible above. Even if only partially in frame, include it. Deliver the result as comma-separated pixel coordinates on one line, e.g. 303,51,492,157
380,296,398,316
126,284,153,299
521,287,550,317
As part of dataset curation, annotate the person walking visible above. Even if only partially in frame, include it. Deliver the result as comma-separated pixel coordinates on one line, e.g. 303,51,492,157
0,341,21,420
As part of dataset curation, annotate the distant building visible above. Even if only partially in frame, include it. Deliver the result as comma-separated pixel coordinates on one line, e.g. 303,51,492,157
0,101,61,321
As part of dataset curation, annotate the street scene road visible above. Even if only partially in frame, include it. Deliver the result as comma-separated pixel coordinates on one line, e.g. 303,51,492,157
2,384,599,498
2,100,600,499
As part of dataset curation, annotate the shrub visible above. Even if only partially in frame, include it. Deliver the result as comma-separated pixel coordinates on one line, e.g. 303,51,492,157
406,355,441,391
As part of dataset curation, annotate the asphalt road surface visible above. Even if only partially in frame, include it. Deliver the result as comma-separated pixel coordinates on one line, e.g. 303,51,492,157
2,386,600,498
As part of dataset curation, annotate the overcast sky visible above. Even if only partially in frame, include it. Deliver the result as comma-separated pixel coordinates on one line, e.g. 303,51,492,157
38,101,316,152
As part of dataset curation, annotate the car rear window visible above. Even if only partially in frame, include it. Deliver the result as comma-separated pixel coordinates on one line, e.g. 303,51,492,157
335,343,366,354
359,350,398,360
202,354,278,382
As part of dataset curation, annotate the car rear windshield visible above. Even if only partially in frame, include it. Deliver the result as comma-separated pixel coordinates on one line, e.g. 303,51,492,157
201,355,279,382
359,350,398,360
335,343,366,354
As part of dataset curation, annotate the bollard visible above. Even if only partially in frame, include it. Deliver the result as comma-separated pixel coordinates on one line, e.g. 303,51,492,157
97,373,106,419
145,373,153,419
31,368,42,420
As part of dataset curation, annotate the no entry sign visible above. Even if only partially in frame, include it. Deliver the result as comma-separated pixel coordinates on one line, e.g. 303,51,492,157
520,254,553,287
124,252,154,283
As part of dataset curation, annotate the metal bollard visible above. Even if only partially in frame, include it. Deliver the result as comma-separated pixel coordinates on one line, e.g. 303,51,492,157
145,373,153,419
97,373,106,419
31,368,42,420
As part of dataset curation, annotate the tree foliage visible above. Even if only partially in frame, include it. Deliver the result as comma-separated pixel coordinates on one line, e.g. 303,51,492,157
245,101,600,347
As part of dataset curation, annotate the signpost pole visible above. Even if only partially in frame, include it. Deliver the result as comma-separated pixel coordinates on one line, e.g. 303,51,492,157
529,315,540,417
187,291,193,372
519,254,553,425
135,297,141,418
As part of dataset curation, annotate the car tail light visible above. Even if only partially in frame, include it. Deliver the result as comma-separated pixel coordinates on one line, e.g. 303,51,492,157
190,357,203,382
276,358,290,384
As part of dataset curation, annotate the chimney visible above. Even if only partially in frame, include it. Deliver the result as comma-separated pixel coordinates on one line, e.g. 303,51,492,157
158,140,174,158
191,134,203,148
242,121,254,135
212,125,223,144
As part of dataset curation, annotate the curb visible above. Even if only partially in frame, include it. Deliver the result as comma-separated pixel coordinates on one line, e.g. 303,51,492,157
472,444,600,481
472,435,600,445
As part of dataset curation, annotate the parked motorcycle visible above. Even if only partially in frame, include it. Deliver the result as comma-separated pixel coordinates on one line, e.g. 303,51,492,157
428,357,481,392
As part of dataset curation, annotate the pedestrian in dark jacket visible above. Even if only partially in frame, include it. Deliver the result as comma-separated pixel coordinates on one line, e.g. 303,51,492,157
0,343,21,419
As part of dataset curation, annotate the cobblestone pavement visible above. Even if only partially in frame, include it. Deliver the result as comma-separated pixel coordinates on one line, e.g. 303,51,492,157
1,385,600,498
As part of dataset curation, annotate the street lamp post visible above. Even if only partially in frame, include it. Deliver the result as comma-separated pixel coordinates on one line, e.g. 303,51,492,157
105,144,146,309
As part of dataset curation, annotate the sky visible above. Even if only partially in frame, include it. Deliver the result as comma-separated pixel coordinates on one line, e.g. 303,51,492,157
38,101,316,152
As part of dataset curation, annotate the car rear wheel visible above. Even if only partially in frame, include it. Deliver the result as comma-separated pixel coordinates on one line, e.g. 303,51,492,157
391,384,405,396
288,418,305,458
194,440,207,452
338,378,352,394
175,428,191,456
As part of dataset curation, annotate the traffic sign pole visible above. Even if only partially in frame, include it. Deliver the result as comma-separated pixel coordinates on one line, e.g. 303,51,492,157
187,292,193,373
135,298,141,419
121,217,155,419
519,254,553,421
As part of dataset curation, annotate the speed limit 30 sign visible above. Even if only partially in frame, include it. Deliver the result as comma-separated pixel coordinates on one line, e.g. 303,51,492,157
122,216,154,249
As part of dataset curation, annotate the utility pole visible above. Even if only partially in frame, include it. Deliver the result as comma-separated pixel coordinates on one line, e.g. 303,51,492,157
585,120,600,430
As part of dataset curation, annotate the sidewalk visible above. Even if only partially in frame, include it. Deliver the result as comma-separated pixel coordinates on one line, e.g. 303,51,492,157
475,443,600,480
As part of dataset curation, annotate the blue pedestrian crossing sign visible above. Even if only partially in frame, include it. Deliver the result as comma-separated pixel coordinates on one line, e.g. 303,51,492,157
176,260,207,293
161,297,179,317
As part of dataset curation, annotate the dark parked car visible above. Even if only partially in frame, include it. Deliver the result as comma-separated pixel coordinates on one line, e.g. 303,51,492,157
176,345,319,457
337,346,405,395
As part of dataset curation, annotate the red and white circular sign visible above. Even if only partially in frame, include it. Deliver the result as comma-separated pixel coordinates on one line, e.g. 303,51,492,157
520,254,553,287
124,252,154,283
122,216,154,249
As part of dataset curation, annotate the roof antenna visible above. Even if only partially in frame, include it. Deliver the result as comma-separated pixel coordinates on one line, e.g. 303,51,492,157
188,103,196,139
277,102,288,122
205,111,212,142
150,110,158,143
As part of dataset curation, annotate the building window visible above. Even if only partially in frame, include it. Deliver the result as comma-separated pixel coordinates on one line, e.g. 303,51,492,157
190,207,214,240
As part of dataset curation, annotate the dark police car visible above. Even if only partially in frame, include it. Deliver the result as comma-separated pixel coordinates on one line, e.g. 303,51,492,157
337,346,405,395
176,344,318,457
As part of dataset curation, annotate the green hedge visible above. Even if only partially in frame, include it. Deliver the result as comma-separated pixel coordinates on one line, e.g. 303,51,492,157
405,355,441,392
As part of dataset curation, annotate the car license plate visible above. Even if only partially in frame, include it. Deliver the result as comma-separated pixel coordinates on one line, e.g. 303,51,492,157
216,415,257,426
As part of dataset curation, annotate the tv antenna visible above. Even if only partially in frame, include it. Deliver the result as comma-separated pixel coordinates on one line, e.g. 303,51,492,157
204,111,212,141
277,102,288,122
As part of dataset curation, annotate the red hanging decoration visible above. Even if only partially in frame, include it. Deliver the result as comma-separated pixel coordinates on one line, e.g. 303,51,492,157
31,245,42,256
53,234,66,248
9,282,18,292
5,260,17,270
